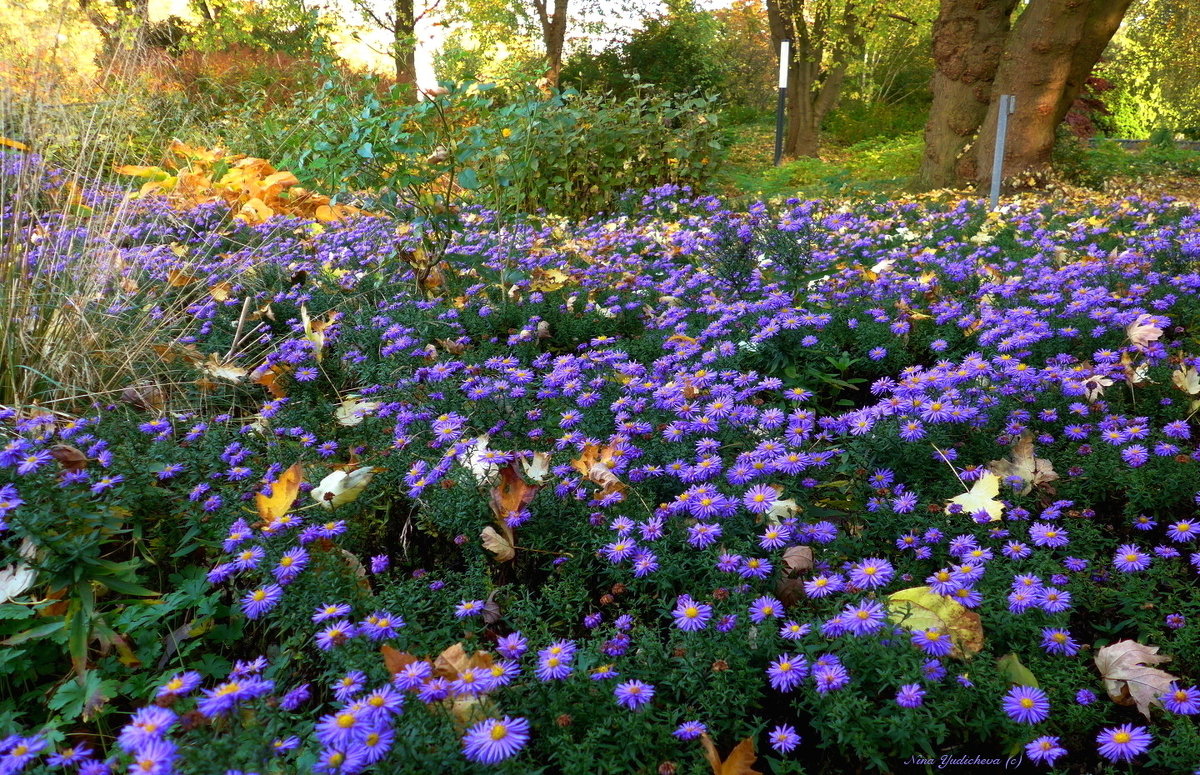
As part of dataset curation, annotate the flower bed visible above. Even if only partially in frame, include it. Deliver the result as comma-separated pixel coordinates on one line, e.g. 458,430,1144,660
2,156,1200,773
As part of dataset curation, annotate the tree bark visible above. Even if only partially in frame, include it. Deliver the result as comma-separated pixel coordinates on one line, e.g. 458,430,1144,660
532,0,569,87
394,0,417,93
973,0,1133,188
918,0,1017,189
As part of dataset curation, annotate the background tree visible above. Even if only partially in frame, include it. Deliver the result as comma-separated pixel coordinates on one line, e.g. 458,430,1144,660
920,0,1134,189
1104,0,1200,138
764,0,879,159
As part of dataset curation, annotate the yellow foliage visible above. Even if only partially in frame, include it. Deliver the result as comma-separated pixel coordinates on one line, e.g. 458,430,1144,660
113,142,370,224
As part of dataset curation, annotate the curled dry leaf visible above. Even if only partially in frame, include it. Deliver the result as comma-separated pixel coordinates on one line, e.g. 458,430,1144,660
781,545,813,576
0,539,38,603
312,467,376,509
1126,313,1163,351
481,526,516,562
121,382,166,411
433,642,494,681
986,432,1058,496
201,353,247,383
948,472,1005,522
1172,365,1200,395
1095,639,1179,719
49,444,88,472
887,586,984,659
700,734,762,775
570,444,626,499
301,305,339,362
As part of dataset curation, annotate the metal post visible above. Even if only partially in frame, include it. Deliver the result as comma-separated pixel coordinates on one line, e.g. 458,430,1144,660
774,40,790,167
989,94,1016,210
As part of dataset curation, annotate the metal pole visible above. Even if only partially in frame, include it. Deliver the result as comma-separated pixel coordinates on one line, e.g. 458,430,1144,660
774,40,790,167
989,94,1015,210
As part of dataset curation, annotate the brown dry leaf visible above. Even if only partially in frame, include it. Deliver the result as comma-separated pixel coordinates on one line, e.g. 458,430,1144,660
121,382,166,411
481,526,516,562
1095,639,1179,718
700,734,762,775
48,444,88,472
569,444,626,499
256,463,303,522
986,431,1058,496
250,363,290,399
781,545,813,576
166,269,199,287
381,645,421,674
433,643,494,680
520,451,553,484
488,464,539,523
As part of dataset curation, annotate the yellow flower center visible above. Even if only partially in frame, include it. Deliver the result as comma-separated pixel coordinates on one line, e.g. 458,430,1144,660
1113,732,1131,744
684,606,699,618
490,723,508,741
336,713,357,728
1020,698,1034,709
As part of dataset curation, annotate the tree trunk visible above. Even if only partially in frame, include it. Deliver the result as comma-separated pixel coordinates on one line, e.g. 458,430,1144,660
392,0,418,101
533,0,569,88
973,0,1132,188
766,0,862,159
918,0,1017,189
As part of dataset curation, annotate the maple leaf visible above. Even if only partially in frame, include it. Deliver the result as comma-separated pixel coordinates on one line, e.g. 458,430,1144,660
700,734,761,775
781,545,813,576
256,463,302,522
1172,365,1200,395
481,526,515,562
1126,313,1163,351
1095,640,1179,719
334,396,381,427
380,645,421,675
987,432,1058,496
487,464,539,524
948,472,1005,522
887,586,984,659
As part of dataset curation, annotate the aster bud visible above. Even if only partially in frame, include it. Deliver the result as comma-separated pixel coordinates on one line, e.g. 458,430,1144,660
672,647,687,658
712,587,729,600
599,594,614,606
611,583,626,596
658,763,677,775
711,659,729,672
556,714,573,727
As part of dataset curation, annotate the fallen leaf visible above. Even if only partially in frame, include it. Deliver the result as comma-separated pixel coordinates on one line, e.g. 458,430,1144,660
1172,365,1200,395
201,353,247,383
887,586,984,659
250,363,290,399
433,642,494,681
569,444,626,499
948,472,1005,522
48,444,88,472
381,645,421,674
311,467,376,509
986,432,1058,496
1095,639,1179,719
781,545,813,576
520,451,553,484
256,463,302,522
0,136,30,151
481,526,515,562
301,305,338,362
335,396,381,426
996,653,1039,688
0,539,38,603
1126,314,1163,351
700,734,762,775
488,464,539,524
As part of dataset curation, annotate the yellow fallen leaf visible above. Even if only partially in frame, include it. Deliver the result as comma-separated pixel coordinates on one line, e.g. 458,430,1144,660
700,734,762,775
256,463,302,522
0,136,29,151
948,472,1004,522
335,396,381,427
887,586,984,659
480,526,515,562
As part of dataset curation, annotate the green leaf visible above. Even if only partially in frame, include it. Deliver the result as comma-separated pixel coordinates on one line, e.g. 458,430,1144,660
357,143,374,159
996,653,1040,687
2,620,65,645
456,167,479,190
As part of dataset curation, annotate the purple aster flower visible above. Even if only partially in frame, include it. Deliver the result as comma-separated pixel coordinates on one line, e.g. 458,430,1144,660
241,584,283,619
117,706,177,750
1167,520,1198,543
779,620,810,640
912,628,954,657
766,653,808,692
455,600,484,618
672,596,712,631
1025,736,1066,766
280,683,312,711
1037,587,1072,613
748,596,783,623
316,620,356,651
313,603,352,622
1113,544,1151,572
768,724,801,754
1002,685,1050,724
842,599,886,637
613,680,655,710
1165,613,1186,629
1095,724,1151,762
1029,522,1069,548
496,632,528,659
157,671,202,699
848,557,894,589
896,684,925,708
1162,684,1200,714
804,573,844,598
813,664,851,693
1040,628,1080,656
370,554,390,573
673,721,707,741
742,484,777,514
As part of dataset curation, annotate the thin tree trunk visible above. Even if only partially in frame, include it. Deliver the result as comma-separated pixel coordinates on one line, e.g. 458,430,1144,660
533,0,569,88
918,0,1017,189
394,0,417,95
973,0,1132,188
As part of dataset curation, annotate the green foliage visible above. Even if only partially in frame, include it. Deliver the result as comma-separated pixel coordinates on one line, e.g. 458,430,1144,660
289,73,726,219
1053,132,1200,189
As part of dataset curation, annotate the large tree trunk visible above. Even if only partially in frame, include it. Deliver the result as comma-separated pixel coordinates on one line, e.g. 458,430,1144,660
918,0,1017,189
972,0,1132,187
533,0,569,88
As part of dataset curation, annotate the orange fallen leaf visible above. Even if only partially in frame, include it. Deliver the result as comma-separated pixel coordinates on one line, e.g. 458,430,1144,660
700,734,762,775
381,645,421,675
488,464,539,524
256,463,303,522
